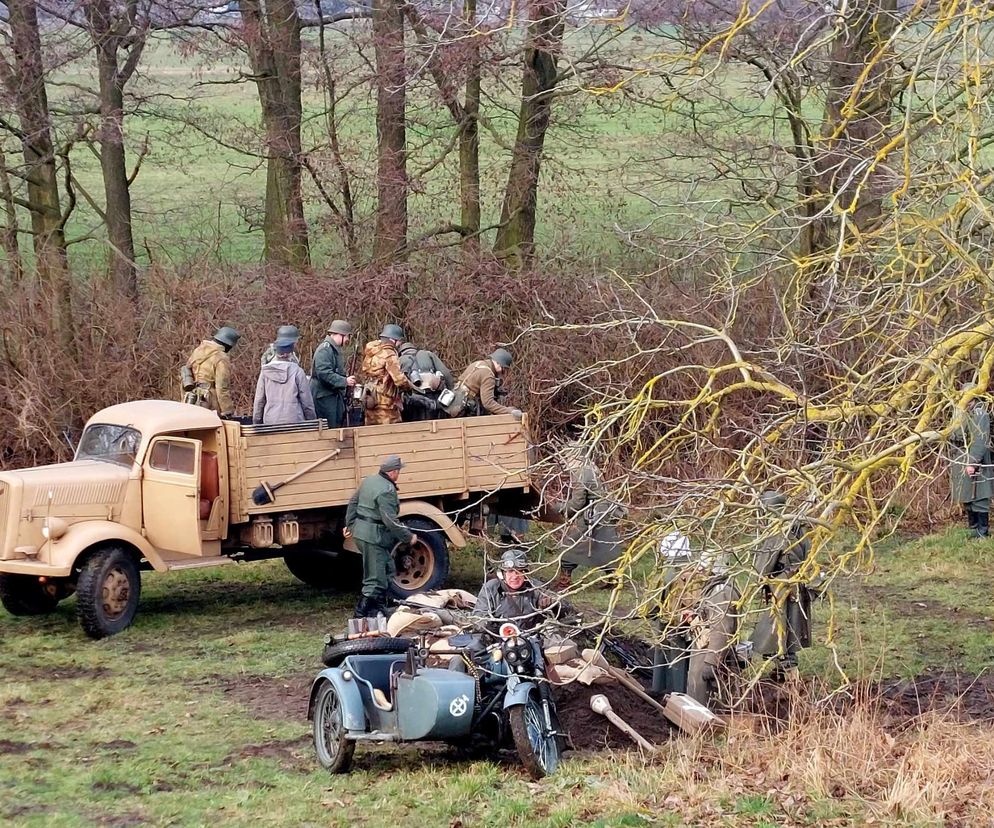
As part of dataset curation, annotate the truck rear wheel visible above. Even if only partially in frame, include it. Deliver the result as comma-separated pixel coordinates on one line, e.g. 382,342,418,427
284,545,362,590
76,547,141,639
389,517,450,598
0,573,61,616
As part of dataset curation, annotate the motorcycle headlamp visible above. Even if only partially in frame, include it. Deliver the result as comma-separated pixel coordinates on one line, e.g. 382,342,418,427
501,636,533,669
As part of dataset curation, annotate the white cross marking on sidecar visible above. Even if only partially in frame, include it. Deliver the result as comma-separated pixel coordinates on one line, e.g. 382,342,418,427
449,694,470,717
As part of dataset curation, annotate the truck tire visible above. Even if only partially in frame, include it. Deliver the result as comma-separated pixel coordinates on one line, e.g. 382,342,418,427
389,517,451,599
0,573,61,616
321,635,412,667
284,546,362,590
76,547,141,639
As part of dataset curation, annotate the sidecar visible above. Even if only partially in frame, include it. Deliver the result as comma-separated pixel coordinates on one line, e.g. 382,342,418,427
307,647,480,773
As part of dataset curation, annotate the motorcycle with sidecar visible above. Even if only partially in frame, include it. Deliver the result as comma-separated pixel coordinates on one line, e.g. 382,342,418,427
307,622,565,779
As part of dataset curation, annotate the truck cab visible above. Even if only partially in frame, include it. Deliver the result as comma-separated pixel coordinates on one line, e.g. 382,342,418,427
0,402,228,636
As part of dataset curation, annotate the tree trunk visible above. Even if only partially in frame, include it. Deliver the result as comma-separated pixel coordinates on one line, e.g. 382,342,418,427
0,141,22,282
93,41,138,298
459,0,481,254
801,0,898,258
6,0,73,345
494,0,564,268
372,0,408,263
242,0,310,269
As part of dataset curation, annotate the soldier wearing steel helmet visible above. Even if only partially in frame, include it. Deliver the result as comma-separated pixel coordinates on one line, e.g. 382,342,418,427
949,383,993,539
360,323,414,426
181,326,240,416
450,348,523,419
260,325,302,368
311,319,356,428
473,548,557,632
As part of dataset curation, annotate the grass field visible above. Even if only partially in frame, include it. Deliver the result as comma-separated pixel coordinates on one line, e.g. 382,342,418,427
2,527,993,827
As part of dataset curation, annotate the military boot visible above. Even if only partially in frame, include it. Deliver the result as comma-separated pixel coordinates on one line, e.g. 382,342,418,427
975,511,990,539
968,508,979,532
353,594,373,618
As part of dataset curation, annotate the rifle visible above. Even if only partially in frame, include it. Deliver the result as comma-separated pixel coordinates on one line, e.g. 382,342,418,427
346,332,365,427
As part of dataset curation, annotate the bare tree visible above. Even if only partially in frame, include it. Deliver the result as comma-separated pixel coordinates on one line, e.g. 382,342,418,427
494,0,565,267
0,0,74,348
240,0,310,269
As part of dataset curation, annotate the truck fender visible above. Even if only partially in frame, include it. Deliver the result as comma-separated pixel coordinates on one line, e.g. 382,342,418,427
307,669,368,732
502,675,539,710
45,521,170,574
398,501,466,548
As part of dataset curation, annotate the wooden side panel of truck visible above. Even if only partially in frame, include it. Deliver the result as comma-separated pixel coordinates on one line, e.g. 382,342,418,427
228,415,530,524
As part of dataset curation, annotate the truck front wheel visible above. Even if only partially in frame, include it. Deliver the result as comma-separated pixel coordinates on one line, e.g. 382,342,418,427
0,573,62,616
76,547,141,639
389,517,451,599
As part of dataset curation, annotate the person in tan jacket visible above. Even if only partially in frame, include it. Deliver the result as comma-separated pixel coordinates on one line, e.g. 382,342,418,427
360,324,414,426
182,326,240,416
453,348,522,418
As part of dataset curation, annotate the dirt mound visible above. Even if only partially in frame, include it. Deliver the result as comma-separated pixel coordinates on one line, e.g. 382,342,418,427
555,682,673,751
876,671,994,724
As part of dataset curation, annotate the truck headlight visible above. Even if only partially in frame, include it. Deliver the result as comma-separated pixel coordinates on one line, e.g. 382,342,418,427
42,517,68,541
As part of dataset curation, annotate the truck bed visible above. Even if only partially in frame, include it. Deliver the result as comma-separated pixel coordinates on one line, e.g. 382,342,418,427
225,415,531,523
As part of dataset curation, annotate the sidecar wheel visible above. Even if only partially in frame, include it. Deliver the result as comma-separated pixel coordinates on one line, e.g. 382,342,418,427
313,681,355,773
510,694,561,779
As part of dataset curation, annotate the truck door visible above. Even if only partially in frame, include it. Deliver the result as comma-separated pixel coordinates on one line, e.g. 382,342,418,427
142,437,202,556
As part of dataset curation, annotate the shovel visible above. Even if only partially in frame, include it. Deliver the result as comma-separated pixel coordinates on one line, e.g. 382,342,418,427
251,448,342,506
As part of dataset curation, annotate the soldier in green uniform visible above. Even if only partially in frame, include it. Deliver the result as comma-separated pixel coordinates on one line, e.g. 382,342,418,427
750,491,813,680
949,384,993,538
345,455,415,617
311,320,356,428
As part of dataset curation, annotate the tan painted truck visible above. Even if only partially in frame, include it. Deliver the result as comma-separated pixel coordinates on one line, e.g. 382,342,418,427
0,401,533,638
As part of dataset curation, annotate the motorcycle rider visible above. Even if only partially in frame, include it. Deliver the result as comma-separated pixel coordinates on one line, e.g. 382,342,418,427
474,548,559,631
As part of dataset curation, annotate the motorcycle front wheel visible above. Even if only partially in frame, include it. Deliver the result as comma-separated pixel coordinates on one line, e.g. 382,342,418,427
509,695,561,779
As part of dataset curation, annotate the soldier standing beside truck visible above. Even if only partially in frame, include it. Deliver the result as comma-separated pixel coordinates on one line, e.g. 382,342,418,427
361,324,414,426
448,348,522,419
180,326,240,416
345,455,415,617
311,320,356,428
949,383,993,539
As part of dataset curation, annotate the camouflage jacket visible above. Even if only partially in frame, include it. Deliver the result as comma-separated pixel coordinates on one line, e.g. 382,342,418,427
185,340,233,415
361,339,413,409
260,343,300,369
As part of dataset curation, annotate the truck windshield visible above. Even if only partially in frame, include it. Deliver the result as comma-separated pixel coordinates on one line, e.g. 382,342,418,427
75,424,142,467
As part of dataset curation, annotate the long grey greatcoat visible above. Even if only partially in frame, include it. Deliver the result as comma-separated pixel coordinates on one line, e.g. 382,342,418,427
559,461,622,568
252,359,316,425
310,337,350,428
750,519,812,664
950,401,993,512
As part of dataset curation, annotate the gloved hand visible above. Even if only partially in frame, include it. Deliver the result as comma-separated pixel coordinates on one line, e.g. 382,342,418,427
510,408,524,420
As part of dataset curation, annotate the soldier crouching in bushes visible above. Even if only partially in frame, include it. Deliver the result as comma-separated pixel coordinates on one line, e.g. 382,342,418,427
949,383,993,539
750,491,813,681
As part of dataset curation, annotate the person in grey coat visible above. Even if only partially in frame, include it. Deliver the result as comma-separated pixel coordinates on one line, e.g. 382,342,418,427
252,339,316,425
949,383,993,538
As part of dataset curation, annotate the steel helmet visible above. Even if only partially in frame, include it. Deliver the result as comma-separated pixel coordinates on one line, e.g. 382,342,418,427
760,490,787,510
328,319,353,336
497,547,529,572
380,323,405,341
491,348,513,368
213,326,240,349
275,324,299,343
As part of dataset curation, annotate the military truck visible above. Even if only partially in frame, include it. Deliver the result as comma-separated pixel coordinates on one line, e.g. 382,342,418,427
0,401,532,638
